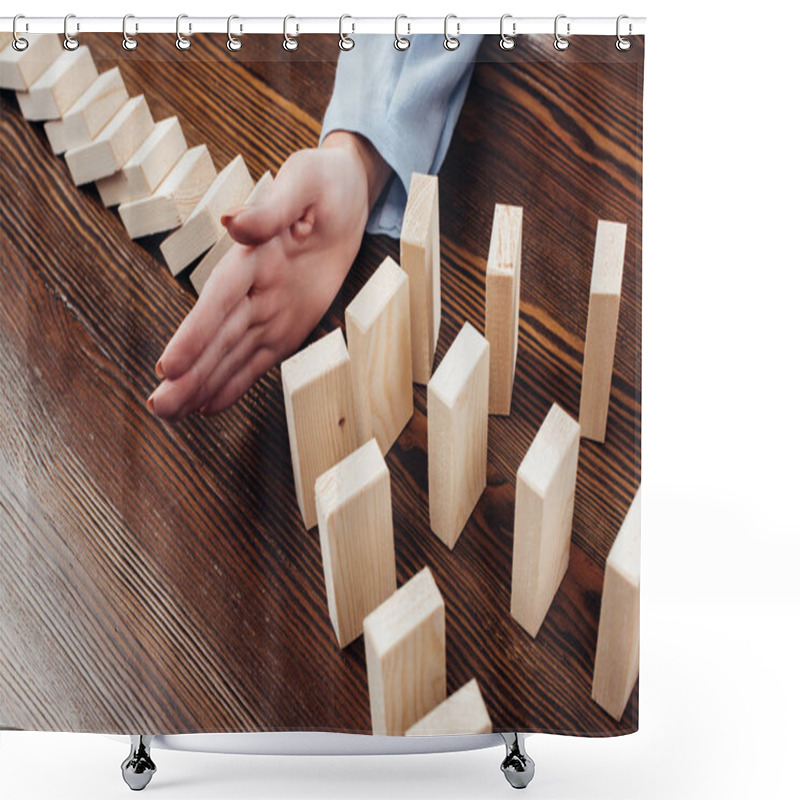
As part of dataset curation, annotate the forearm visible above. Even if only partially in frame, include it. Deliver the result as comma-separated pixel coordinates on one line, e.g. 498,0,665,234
321,129,392,211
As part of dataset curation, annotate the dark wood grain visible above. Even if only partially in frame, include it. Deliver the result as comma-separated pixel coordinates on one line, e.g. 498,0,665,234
0,32,642,736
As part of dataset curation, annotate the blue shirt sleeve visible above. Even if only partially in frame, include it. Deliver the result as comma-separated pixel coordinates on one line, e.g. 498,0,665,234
320,34,484,239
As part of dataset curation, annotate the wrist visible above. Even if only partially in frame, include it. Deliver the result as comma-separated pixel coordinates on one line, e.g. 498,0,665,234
321,130,392,210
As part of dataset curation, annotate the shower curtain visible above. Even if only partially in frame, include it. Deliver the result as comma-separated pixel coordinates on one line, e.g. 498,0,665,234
0,28,643,741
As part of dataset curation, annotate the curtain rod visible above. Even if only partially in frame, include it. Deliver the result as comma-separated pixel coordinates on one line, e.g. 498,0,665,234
0,16,646,37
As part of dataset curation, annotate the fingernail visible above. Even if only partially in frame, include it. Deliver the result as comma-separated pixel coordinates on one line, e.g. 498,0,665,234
221,204,249,227
146,394,155,415
155,359,165,379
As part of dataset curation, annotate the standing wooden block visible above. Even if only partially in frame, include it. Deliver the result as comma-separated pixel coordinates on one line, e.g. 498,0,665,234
44,68,128,155
315,438,396,649
160,155,254,276
96,117,187,207
345,256,413,455
64,95,154,185
578,220,627,442
0,34,13,52
363,567,446,736
484,204,523,416
117,145,216,239
405,679,492,736
281,328,359,530
0,34,61,91
400,173,441,384
428,322,489,550
510,403,580,639
16,47,98,121
189,170,274,295
592,489,641,721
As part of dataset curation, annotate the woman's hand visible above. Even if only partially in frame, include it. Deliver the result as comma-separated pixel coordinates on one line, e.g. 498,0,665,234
147,132,391,422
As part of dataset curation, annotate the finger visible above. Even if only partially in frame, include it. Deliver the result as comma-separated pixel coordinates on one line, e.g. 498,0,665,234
201,347,278,416
156,245,256,381
225,158,319,246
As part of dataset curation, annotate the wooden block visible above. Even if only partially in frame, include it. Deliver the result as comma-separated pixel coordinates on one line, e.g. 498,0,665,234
0,34,61,91
96,117,187,207
428,322,489,550
16,46,98,121
64,95,154,185
281,329,359,530
117,145,215,239
363,567,446,736
510,403,580,639
578,220,627,442
400,173,441,384
405,679,492,736
592,488,641,721
484,204,523,416
0,33,13,52
189,170,274,295
44,68,128,155
160,155,255,275
315,438,396,649
345,256,413,455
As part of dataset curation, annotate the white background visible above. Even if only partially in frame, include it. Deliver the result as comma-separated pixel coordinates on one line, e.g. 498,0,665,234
2,1,799,798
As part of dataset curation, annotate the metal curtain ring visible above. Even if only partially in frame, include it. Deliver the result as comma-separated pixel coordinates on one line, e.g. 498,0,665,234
283,15,298,51
616,14,632,51
499,14,516,50
64,13,79,50
122,14,138,51
227,15,242,51
554,14,570,51
394,15,410,51
12,14,28,51
339,15,354,51
176,14,191,50
444,14,460,51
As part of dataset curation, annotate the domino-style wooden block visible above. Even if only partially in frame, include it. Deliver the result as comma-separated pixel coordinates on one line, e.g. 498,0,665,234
189,170,274,295
510,403,580,639
578,220,627,442
281,328,359,530
16,46,98,121
592,488,641,721
0,34,61,91
117,145,216,239
428,322,489,550
400,172,441,384
484,204,523,416
315,438,396,649
364,567,446,736
65,95,155,185
44,68,128,155
405,679,492,736
96,117,187,207
0,33,13,52
345,256,413,455
160,155,254,276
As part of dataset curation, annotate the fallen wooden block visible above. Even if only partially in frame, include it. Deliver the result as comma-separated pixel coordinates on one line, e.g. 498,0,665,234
485,203,523,416
345,256,413,455
428,322,489,550
160,155,254,275
65,95,155,185
405,679,492,736
96,117,187,207
592,488,641,721
281,328,359,530
117,145,216,239
189,170,274,295
44,68,128,155
510,403,580,639
364,567,446,736
315,438,396,649
578,220,627,442
16,46,98,121
0,33,13,52
400,172,441,384
0,34,61,91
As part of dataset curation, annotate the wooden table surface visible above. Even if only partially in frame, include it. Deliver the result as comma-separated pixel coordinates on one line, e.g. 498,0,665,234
0,33,642,736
